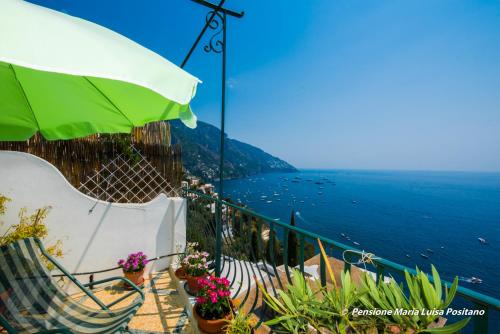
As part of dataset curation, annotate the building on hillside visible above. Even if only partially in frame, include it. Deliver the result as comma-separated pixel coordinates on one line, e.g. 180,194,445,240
199,183,214,195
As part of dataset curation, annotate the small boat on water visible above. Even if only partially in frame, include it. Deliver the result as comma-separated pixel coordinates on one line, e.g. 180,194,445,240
351,200,358,204
292,180,300,183
341,233,346,238
406,254,411,258
353,241,360,246
478,237,488,244
470,277,483,284
266,200,272,203
319,186,324,189
318,192,323,195
315,181,324,185
420,253,429,259
346,237,351,241
426,248,434,253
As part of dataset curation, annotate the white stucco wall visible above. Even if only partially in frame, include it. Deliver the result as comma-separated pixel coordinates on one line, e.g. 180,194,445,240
0,150,186,286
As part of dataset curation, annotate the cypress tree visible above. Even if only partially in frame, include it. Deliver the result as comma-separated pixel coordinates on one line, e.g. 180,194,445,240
287,210,298,267
250,218,261,261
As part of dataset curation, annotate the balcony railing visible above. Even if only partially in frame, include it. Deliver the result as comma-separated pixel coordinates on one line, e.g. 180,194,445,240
184,188,500,333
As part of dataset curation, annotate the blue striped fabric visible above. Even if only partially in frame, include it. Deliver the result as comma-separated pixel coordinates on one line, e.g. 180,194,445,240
0,238,142,334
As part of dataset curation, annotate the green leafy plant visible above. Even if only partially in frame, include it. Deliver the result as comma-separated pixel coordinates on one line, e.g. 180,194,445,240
0,194,63,270
259,268,323,332
258,239,366,333
224,311,255,334
359,265,470,333
260,238,470,334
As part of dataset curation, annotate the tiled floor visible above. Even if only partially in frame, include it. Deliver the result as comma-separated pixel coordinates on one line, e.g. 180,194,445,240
73,270,194,334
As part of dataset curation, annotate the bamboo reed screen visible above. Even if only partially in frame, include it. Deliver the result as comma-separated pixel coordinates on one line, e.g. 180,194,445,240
0,122,183,202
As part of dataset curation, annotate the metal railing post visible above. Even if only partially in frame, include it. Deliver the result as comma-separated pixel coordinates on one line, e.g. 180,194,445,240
215,201,222,276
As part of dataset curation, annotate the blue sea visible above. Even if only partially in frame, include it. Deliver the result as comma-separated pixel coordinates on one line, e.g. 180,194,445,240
223,169,500,304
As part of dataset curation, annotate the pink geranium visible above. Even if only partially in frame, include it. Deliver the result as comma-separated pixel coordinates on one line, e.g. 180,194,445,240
195,275,232,320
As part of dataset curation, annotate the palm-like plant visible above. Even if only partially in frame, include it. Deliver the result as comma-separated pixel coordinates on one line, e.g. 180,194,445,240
258,268,324,332
359,265,470,333
258,238,470,334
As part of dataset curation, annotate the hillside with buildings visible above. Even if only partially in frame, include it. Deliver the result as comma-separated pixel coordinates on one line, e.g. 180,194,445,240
170,120,297,180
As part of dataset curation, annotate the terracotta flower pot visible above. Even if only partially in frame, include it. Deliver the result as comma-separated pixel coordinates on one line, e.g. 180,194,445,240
194,303,232,334
185,273,206,294
123,269,145,288
175,267,187,280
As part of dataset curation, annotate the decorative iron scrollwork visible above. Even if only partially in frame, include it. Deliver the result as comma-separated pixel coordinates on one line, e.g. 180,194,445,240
203,10,224,54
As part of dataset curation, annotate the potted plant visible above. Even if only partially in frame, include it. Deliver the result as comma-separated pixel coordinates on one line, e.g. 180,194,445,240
194,276,233,333
175,241,198,280
182,250,209,293
118,252,148,288
224,311,255,334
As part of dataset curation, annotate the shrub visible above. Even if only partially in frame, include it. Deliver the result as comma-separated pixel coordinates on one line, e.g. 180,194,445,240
0,194,63,270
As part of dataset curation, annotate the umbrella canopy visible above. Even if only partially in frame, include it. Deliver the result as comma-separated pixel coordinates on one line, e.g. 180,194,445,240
0,0,201,141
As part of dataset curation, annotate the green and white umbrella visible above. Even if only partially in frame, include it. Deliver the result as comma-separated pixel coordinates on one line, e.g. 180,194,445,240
0,0,200,141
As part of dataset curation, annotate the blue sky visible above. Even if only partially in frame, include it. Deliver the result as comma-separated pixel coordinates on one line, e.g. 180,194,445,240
32,0,500,171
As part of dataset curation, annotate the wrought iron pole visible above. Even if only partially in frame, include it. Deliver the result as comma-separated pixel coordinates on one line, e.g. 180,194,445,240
181,0,226,68
215,12,227,276
181,0,243,277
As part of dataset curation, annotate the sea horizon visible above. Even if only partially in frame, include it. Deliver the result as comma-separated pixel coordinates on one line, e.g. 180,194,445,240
296,167,500,175
222,169,500,303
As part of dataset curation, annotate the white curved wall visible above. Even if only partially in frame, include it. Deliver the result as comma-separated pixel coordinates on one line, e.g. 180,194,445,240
0,151,186,286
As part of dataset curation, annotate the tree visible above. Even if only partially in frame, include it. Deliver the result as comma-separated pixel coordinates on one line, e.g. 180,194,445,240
287,210,299,267
265,227,283,265
249,218,261,261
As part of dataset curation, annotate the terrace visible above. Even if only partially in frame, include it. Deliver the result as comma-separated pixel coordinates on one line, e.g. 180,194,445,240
1,150,499,333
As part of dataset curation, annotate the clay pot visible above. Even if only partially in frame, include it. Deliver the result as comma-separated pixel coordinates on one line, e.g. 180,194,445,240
185,273,206,294
175,267,187,280
123,269,145,288
194,303,232,334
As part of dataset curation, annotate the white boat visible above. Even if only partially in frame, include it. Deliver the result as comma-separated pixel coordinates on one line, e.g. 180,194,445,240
478,237,488,244
353,241,360,246
471,277,483,284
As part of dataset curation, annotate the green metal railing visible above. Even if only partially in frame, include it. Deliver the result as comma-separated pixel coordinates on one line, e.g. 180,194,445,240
184,189,500,333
